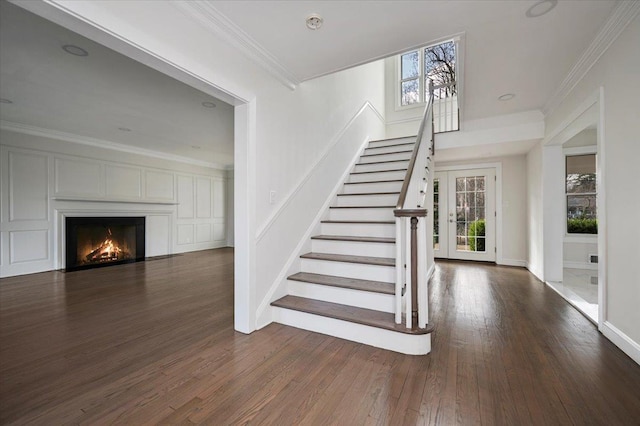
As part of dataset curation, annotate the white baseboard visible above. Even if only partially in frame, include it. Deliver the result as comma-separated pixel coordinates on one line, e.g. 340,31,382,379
601,321,640,366
563,260,598,270
499,258,527,268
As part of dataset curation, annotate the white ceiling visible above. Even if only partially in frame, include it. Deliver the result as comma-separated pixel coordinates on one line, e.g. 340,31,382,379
210,0,617,120
0,1,619,168
0,1,235,168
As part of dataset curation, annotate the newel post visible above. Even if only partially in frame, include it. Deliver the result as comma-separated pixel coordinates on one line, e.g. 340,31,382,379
410,216,419,328
394,209,428,329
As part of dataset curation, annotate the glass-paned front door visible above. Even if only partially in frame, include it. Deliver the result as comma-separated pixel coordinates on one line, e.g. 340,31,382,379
434,168,496,262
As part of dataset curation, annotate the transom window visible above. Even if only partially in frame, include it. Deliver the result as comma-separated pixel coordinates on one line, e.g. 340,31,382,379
566,154,597,234
399,40,457,106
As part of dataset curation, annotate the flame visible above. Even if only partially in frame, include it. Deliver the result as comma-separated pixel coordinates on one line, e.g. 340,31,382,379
86,236,123,262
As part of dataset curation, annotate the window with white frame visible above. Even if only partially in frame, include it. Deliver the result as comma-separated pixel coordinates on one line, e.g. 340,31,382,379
566,154,597,234
399,40,457,107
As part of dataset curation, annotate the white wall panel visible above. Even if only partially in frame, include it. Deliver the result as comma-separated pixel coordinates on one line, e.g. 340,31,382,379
196,223,212,243
145,171,174,200
146,215,171,257
213,179,225,218
105,165,142,198
9,230,48,263
196,178,212,218
213,223,226,241
177,175,194,218
54,157,102,197
9,152,48,221
177,224,194,245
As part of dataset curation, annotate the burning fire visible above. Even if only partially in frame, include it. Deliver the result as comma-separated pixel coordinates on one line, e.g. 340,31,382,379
85,229,122,262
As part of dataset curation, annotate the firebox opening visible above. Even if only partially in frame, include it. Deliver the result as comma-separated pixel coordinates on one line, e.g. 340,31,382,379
65,217,145,272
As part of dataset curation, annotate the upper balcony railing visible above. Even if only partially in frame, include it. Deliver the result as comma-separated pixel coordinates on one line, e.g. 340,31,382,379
431,81,459,134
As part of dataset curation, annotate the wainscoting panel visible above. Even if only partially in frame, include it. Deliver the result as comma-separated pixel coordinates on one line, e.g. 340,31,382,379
1,131,229,277
145,171,174,201
196,223,212,243
213,179,225,218
105,165,142,199
213,223,226,242
9,230,48,264
196,178,212,218
146,215,171,257
9,152,48,221
177,176,195,219
177,224,195,245
54,157,103,198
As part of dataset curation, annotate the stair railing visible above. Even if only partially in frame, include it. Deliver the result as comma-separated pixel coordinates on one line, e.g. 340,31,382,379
394,80,436,329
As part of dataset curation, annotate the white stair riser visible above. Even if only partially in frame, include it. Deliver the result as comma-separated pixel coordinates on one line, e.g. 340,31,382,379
348,170,407,183
367,137,415,149
334,193,399,207
301,258,395,282
320,223,395,238
364,144,414,155
358,152,412,164
353,161,409,173
329,207,394,221
287,281,394,313
311,239,395,258
342,181,402,194
271,307,431,355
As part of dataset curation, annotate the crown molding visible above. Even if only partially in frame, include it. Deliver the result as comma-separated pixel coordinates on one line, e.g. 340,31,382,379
0,120,229,170
543,0,640,116
174,1,300,90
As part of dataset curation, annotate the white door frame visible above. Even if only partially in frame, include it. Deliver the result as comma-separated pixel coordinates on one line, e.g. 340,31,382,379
434,162,504,264
10,1,258,333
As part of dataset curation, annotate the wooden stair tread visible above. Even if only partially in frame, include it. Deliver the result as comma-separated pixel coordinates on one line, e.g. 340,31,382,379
355,159,410,166
365,142,415,151
301,252,394,267
337,192,399,196
311,235,394,244
369,136,417,143
321,220,394,224
330,205,395,209
360,150,414,158
350,169,407,175
271,295,433,335
287,272,394,295
344,179,404,185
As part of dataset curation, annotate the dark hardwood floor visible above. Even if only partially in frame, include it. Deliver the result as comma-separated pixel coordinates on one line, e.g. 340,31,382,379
1,249,639,425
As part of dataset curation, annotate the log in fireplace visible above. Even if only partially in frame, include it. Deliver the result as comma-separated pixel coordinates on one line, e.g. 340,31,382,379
65,217,145,271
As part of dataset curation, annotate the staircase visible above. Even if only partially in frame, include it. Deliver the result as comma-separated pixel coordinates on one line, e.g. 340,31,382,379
271,136,434,355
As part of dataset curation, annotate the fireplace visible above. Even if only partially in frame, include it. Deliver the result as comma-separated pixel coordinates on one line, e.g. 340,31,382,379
65,217,145,271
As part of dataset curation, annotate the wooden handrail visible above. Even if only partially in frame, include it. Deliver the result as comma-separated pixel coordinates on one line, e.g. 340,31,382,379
396,81,435,210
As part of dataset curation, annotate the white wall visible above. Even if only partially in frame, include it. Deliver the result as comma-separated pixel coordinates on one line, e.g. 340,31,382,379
436,154,529,266
538,14,640,360
526,142,544,281
254,61,386,327
0,129,229,277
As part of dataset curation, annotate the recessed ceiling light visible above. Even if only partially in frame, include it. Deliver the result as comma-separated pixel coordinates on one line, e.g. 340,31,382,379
202,101,216,108
498,93,515,101
526,0,558,18
306,14,323,30
118,127,132,132
0,98,13,104
62,44,89,57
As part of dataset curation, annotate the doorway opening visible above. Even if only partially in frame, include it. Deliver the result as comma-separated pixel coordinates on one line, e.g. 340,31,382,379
433,167,496,262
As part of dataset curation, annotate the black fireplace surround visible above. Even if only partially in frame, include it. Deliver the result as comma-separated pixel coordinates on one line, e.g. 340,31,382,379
65,217,145,271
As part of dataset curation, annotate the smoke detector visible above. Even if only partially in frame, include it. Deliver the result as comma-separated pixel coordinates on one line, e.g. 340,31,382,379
306,14,323,30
